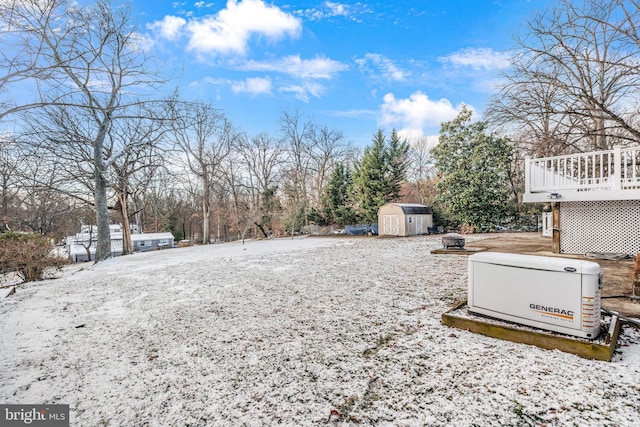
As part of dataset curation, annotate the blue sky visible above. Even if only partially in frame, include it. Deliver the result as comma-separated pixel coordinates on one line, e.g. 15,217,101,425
134,0,553,147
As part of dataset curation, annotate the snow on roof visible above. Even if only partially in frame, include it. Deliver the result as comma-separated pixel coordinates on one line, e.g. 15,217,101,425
130,232,174,241
1,236,638,425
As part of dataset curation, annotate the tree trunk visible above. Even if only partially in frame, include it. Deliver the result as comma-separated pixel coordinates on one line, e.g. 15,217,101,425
118,191,132,255
93,127,112,262
217,211,221,243
202,196,210,245
254,222,269,238
594,117,607,150
133,195,143,233
94,172,111,261
82,224,94,262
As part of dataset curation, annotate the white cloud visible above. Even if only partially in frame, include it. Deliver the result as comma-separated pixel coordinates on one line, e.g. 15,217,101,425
301,1,352,21
200,77,225,86
200,76,272,95
241,55,347,79
325,2,347,16
280,82,325,102
438,47,512,70
185,0,301,56
399,131,439,146
231,77,272,95
379,91,472,135
198,73,328,101
129,32,155,52
328,109,377,120
146,15,187,41
356,53,410,82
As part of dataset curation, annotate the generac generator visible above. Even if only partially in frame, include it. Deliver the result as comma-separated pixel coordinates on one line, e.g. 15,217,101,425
467,252,602,339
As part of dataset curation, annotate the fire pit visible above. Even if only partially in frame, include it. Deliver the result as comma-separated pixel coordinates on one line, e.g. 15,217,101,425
442,233,465,249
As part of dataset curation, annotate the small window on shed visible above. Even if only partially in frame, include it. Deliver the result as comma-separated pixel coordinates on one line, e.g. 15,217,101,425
408,216,414,224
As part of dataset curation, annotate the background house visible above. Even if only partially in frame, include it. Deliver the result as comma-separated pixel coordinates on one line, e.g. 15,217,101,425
66,225,174,262
132,233,174,252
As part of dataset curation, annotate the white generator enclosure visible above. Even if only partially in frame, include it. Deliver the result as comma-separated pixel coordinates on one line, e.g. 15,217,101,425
468,252,602,339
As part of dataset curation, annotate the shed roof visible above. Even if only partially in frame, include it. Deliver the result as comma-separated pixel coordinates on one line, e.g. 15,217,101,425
386,203,432,215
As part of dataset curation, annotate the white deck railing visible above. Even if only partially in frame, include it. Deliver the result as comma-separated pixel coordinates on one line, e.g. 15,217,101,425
523,146,640,202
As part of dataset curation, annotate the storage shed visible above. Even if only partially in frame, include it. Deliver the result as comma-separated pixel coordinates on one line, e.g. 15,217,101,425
378,203,433,236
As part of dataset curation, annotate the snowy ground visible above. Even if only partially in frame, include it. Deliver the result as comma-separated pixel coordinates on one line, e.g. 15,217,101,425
1,235,639,426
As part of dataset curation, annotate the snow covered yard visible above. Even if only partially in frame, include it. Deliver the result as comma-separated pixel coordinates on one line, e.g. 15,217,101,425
1,235,639,426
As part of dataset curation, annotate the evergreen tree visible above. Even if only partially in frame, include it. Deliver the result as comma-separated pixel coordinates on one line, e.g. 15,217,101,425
351,130,390,223
386,129,410,201
321,162,355,226
350,129,411,224
166,209,184,242
431,107,514,232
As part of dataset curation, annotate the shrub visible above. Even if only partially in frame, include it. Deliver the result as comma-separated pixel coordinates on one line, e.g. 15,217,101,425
0,232,68,283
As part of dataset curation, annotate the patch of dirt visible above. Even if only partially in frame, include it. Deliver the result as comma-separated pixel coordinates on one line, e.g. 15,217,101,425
463,232,640,318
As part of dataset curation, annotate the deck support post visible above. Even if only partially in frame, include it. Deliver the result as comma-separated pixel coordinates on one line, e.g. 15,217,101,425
552,202,560,253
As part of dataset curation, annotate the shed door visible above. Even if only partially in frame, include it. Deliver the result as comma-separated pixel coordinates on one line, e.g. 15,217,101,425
416,216,423,235
383,215,399,235
407,216,415,235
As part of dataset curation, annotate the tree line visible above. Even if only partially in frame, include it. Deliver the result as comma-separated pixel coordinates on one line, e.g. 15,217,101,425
2,0,640,265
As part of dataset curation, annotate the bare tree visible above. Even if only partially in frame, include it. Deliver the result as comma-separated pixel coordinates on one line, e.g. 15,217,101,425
1,0,163,262
239,132,286,235
173,167,205,241
278,111,359,232
170,100,241,244
405,137,436,205
487,0,640,154
486,63,578,156
138,169,172,233
308,125,353,213
279,110,314,229
241,133,285,204
15,148,71,235
0,135,82,239
0,0,59,116
108,110,168,254
0,136,21,231
219,147,252,242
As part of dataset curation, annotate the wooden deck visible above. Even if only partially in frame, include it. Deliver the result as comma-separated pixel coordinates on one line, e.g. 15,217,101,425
523,146,640,203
